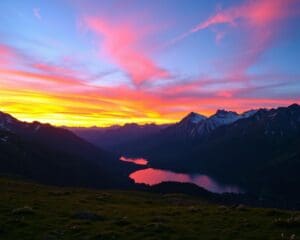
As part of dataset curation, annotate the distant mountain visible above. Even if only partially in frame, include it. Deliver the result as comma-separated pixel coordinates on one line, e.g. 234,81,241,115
71,109,258,156
111,104,300,202
142,104,300,201
113,108,258,157
184,112,207,124
0,111,134,188
0,112,107,160
68,123,169,151
3,103,299,203
163,112,207,139
163,109,258,140
188,104,300,199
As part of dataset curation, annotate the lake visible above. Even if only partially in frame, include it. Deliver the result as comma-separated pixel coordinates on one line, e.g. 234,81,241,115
120,156,242,194
120,156,148,165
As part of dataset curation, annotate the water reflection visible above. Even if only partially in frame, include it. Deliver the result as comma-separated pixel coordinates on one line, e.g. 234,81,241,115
129,168,241,194
120,156,148,166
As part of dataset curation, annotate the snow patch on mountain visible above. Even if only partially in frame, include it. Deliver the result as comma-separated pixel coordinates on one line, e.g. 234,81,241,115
209,110,240,126
169,108,261,139
185,112,207,124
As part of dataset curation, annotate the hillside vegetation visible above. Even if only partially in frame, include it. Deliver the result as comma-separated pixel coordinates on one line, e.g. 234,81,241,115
0,177,300,240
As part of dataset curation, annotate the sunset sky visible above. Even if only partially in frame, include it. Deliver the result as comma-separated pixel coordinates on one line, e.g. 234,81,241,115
0,0,300,126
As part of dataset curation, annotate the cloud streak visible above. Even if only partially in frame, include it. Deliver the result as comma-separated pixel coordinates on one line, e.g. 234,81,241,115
1,42,299,126
33,8,42,20
84,17,170,86
171,0,297,45
1,1,299,127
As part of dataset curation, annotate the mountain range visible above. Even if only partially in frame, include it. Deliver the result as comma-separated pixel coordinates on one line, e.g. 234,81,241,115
1,104,300,205
71,107,260,152
68,123,169,151
71,104,300,203
0,111,134,188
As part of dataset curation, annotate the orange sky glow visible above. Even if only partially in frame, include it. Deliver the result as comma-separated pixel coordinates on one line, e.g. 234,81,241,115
1,0,299,126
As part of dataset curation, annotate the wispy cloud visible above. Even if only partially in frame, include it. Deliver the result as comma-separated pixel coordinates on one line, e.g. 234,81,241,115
84,17,170,86
170,0,297,45
1,0,299,126
33,8,42,20
164,0,300,90
1,42,299,126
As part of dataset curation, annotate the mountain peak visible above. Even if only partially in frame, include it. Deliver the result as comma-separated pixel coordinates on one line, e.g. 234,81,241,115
183,112,207,124
206,109,241,128
213,109,239,117
0,111,11,118
0,111,18,128
123,123,139,128
288,103,300,109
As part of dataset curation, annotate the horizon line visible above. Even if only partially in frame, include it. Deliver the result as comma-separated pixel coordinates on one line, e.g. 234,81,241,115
1,102,299,128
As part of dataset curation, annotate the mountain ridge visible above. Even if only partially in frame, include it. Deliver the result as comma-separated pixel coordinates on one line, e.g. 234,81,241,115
0,111,135,188
87,104,300,203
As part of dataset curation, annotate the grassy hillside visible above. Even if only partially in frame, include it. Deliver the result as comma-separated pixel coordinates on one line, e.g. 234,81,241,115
0,177,299,240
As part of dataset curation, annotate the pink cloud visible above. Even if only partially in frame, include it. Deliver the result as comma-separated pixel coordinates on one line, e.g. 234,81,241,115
192,0,296,33
84,17,170,85
0,45,11,56
168,0,298,67
0,44,17,66
174,0,299,84
1,42,299,126
0,44,86,91
0,68,83,86
32,63,81,78
161,0,299,92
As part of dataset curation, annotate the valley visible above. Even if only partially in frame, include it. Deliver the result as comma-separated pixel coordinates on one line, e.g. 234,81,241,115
2,105,300,210
70,104,300,208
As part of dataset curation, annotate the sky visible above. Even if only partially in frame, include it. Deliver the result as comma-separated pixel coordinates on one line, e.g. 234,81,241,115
0,0,300,126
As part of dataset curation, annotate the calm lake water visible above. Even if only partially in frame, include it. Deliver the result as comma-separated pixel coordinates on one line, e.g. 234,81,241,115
120,156,242,194
120,156,148,165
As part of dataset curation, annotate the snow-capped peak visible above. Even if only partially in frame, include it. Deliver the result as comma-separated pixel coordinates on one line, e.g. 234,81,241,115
213,109,239,117
183,112,207,124
209,110,240,125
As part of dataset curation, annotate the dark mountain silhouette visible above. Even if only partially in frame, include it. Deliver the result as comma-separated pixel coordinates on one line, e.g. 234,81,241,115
87,104,300,203
105,108,258,157
0,111,135,188
163,109,258,139
175,105,299,202
3,104,300,204
68,123,169,151
187,104,300,201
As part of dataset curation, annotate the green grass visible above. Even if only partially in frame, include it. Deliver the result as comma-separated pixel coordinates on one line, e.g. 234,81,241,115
0,177,299,240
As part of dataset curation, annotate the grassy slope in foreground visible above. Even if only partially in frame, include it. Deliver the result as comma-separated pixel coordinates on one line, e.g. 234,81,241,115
0,177,300,240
